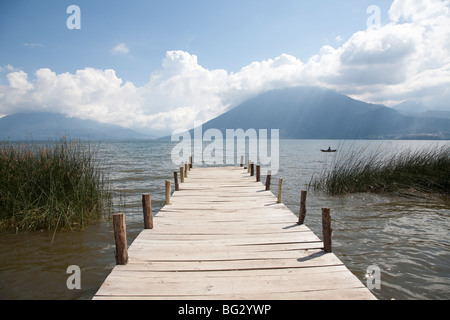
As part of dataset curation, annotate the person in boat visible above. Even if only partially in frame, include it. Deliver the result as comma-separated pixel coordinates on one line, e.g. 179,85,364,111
327,147,331,151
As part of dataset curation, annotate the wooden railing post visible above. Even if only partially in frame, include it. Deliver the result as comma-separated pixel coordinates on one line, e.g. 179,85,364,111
113,213,128,265
256,165,261,182
180,166,185,183
322,207,332,253
277,178,283,203
174,171,180,191
265,170,272,191
165,180,171,205
142,194,153,229
297,190,307,225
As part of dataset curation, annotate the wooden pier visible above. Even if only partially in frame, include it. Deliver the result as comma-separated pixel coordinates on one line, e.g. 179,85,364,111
94,166,376,300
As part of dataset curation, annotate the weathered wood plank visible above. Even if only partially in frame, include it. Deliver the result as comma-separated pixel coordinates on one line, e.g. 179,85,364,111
94,166,376,300
94,288,376,300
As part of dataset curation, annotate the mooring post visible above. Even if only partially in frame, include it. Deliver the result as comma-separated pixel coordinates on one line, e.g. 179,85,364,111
113,213,128,265
248,160,251,173
322,207,332,253
142,194,153,230
298,190,307,225
240,155,244,167
165,180,171,205
250,162,255,176
189,156,193,169
265,170,272,191
256,165,261,182
180,166,185,183
277,178,283,203
185,162,188,178
174,171,180,191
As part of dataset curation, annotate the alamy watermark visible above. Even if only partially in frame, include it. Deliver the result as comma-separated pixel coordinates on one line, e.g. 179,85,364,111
365,265,381,290
66,5,81,30
171,122,280,175
66,265,81,290
367,5,381,29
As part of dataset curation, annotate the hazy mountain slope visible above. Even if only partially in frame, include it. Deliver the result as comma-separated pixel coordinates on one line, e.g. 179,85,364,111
0,112,153,140
198,87,450,139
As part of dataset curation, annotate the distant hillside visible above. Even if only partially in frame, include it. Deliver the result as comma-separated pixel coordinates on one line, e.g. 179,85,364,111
393,100,450,119
0,112,153,141
196,87,450,140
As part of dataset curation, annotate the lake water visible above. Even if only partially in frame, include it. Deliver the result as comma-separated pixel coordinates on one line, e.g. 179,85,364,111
0,139,449,300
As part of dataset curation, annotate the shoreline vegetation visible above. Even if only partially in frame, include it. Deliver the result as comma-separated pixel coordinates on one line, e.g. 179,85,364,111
1,138,448,234
0,138,112,234
311,144,450,196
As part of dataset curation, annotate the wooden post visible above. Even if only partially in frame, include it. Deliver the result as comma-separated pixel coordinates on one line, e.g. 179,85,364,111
240,155,244,167
185,162,188,178
165,180,171,205
248,160,251,173
250,162,255,176
189,156,193,169
277,178,283,203
113,213,128,265
174,171,180,191
142,194,153,229
265,170,271,191
180,166,185,183
322,207,332,253
297,190,307,225
256,165,261,182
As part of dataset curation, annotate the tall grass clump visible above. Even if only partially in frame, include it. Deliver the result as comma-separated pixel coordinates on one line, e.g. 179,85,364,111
312,144,450,196
0,138,112,233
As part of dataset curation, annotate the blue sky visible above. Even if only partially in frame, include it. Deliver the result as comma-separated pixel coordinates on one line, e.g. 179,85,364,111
1,0,449,135
1,0,392,85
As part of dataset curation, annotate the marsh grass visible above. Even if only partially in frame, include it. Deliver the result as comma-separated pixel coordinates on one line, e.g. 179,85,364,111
0,138,112,233
312,144,450,196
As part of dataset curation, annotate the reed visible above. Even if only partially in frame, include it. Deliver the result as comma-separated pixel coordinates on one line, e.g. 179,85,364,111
312,144,450,196
0,137,112,233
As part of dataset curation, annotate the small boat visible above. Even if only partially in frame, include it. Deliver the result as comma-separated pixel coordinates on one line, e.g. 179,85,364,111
321,148,337,152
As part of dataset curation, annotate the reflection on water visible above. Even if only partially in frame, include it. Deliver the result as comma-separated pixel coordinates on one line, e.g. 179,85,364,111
0,139,449,300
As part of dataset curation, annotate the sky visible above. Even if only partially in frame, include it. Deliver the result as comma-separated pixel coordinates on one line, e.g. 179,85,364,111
0,0,449,136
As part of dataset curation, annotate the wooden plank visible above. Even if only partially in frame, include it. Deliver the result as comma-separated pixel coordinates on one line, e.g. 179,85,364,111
94,266,375,300
94,166,376,300
94,288,376,300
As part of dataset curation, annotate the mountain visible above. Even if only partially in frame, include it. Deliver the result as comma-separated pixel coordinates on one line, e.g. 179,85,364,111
393,100,450,119
417,110,450,119
0,112,153,141
393,100,428,116
195,87,450,140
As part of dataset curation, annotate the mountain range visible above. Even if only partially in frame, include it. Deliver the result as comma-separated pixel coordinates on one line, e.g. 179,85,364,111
0,112,153,141
195,86,450,140
1,86,449,141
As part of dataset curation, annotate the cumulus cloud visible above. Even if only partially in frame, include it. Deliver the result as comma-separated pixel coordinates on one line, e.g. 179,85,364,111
1,0,449,135
315,0,450,106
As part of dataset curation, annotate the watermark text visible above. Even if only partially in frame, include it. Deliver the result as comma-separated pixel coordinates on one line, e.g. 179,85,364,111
171,122,279,175
66,265,81,290
66,5,81,30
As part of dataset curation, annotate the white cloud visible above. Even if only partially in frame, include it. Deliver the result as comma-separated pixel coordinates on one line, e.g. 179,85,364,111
0,0,449,135
110,43,130,55
23,43,44,48
315,0,450,106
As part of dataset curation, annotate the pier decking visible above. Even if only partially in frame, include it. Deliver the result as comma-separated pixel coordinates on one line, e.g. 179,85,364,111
94,166,376,300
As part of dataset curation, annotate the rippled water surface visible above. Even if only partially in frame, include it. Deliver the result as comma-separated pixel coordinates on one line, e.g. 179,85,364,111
1,139,449,300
